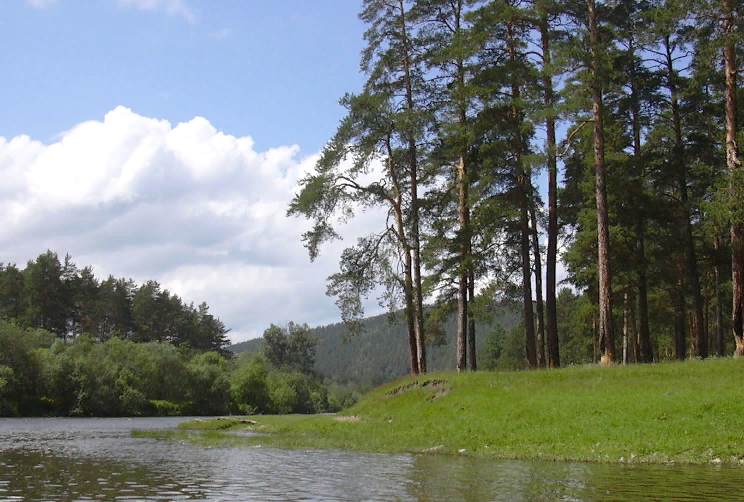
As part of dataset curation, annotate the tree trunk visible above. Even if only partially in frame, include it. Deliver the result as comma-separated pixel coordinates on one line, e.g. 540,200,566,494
681,178,707,360
629,290,639,363
520,181,537,368
540,14,560,369
531,206,546,367
705,296,710,355
508,22,537,369
629,40,653,363
456,16,469,371
723,0,743,357
405,250,419,375
588,0,614,363
468,270,477,371
411,142,427,374
399,0,426,372
662,36,707,359
715,237,725,356
623,291,629,364
389,138,419,375
675,280,687,360
457,152,469,373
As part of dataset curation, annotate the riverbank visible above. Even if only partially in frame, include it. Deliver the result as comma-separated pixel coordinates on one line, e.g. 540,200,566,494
165,358,744,465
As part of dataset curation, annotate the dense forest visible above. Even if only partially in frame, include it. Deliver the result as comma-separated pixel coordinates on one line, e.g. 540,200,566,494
0,252,362,417
289,0,743,372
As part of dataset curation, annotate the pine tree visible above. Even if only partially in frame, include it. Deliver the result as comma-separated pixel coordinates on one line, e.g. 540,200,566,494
719,0,742,355
587,0,616,363
527,0,563,367
416,0,484,371
24,251,68,338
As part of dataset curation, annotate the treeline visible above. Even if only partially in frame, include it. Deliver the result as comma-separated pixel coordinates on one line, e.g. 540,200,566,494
0,321,363,417
232,289,661,382
0,250,229,353
232,306,521,384
289,0,743,371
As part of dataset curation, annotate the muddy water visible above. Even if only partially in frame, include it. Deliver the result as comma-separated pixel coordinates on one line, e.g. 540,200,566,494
0,417,741,501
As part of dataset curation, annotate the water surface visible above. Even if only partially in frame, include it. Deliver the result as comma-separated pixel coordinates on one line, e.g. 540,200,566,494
0,417,741,501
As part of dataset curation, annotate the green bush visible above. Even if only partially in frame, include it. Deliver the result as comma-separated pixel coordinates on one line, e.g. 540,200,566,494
0,320,344,417
186,352,231,416
267,371,298,414
231,354,271,414
326,383,361,411
148,400,184,416
0,365,17,416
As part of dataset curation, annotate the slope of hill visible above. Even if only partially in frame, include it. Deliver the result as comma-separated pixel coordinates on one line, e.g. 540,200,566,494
229,307,521,385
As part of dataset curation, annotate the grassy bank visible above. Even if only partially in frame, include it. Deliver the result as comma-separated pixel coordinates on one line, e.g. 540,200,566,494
151,359,744,465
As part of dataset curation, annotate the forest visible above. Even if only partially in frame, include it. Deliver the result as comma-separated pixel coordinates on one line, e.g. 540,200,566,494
289,0,743,373
0,252,362,416
0,251,231,353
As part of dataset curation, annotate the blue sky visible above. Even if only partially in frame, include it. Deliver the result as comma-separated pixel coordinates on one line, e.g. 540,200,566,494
2,0,366,153
0,0,559,343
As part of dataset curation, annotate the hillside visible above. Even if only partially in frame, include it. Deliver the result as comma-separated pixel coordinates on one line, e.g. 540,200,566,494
229,307,521,385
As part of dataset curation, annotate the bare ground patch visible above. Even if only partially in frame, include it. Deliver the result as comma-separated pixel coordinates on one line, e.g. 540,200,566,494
334,416,361,423
429,387,451,400
386,379,451,399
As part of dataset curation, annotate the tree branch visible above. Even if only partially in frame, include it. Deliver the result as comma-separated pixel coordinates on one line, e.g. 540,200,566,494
558,120,592,157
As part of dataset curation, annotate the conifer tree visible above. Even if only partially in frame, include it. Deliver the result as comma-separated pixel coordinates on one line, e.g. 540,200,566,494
417,0,483,371
362,0,429,372
587,0,615,363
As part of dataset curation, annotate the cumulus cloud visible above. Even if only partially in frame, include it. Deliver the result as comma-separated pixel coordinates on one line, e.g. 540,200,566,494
0,107,387,342
118,0,197,23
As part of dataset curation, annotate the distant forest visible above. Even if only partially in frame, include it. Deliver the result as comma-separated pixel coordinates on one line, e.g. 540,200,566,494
230,291,623,386
0,250,230,353
232,308,517,385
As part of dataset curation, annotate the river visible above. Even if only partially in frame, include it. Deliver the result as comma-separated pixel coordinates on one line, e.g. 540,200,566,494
0,417,741,501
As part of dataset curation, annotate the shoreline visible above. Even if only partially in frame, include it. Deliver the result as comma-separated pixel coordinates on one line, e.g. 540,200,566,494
146,358,744,466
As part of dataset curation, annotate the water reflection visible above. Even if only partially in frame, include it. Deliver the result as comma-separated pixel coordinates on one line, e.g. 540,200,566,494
0,417,741,501
406,455,590,502
405,455,744,502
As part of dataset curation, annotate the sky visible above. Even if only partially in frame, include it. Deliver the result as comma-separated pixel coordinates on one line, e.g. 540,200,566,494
0,0,557,343
0,0,398,343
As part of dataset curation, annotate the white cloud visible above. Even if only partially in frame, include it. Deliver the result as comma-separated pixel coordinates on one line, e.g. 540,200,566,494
118,0,197,23
0,106,387,342
27,0,58,8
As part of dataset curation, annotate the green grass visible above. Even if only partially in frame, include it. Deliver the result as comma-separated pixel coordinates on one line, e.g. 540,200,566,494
146,358,744,465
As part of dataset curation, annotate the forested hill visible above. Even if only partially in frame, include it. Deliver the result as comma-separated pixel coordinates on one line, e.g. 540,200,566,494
230,307,521,385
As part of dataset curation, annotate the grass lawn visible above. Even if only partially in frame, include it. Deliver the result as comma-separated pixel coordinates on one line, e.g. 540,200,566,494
140,358,744,465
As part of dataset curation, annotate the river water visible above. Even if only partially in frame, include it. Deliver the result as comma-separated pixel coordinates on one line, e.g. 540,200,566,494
0,417,742,501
